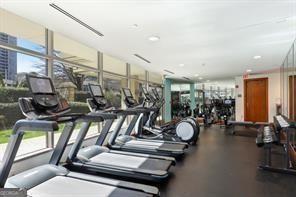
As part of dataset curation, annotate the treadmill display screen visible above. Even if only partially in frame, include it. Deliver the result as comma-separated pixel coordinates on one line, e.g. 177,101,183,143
29,77,53,94
90,85,103,97
224,99,232,105
123,88,133,97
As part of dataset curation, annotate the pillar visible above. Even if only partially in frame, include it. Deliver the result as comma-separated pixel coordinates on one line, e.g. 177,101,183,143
164,78,172,122
190,83,196,113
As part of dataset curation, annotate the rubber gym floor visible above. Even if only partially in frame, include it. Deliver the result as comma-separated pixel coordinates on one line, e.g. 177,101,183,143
159,125,296,197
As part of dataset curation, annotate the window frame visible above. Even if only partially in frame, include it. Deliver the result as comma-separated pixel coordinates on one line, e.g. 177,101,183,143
0,13,165,160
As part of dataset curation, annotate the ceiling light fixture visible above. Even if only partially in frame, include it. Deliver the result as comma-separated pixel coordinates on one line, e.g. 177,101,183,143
148,36,160,42
246,69,252,73
199,77,203,80
179,64,185,67
253,55,261,59
194,74,199,76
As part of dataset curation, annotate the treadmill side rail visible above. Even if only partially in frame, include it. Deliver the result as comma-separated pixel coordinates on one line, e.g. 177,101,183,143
0,120,58,188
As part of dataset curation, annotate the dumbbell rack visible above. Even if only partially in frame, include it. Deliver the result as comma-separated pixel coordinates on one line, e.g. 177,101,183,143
258,115,296,175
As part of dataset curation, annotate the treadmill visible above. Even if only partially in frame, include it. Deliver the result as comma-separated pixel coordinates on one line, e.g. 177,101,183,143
65,84,175,182
0,74,158,197
107,87,187,159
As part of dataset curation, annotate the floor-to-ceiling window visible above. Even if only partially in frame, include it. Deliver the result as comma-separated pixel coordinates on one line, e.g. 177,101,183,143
0,8,48,159
130,64,146,104
53,33,99,143
0,7,164,160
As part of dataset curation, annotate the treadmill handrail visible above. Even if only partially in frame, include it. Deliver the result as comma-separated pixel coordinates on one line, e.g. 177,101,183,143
0,119,58,188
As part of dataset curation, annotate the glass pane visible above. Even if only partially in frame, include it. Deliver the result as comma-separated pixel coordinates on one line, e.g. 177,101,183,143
52,61,99,144
103,54,126,75
0,52,46,160
103,74,127,129
130,79,144,104
149,71,162,84
54,33,97,69
0,8,45,53
130,64,146,80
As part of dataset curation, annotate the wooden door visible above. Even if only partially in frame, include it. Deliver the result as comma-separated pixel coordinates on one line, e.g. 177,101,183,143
244,78,268,122
289,76,296,121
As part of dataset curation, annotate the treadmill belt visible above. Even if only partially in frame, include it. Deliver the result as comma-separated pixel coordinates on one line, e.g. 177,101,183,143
90,152,171,171
126,140,163,147
126,140,186,151
90,152,146,168
159,143,186,150
28,176,152,197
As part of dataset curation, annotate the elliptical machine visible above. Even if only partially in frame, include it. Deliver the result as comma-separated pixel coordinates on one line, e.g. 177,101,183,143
135,86,199,145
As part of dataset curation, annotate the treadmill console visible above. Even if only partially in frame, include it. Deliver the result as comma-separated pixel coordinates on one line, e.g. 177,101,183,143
140,86,154,103
122,88,138,107
20,74,70,118
152,88,160,100
224,99,232,105
88,84,107,110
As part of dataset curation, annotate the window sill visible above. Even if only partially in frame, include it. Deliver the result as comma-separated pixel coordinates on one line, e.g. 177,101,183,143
14,133,100,163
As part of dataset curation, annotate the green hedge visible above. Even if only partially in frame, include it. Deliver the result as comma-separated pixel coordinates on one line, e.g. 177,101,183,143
0,103,24,128
0,88,91,103
0,87,30,103
69,102,89,114
0,102,89,130
75,91,90,103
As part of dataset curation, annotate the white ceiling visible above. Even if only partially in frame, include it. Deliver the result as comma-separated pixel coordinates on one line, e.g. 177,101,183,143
1,0,296,81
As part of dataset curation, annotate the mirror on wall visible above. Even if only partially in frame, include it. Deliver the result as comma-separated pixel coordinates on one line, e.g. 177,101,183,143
281,41,295,120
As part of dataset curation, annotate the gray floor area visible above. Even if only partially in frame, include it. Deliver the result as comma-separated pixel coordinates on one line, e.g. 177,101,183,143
159,125,296,197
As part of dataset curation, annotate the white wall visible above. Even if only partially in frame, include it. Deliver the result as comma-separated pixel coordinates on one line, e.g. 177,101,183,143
235,72,281,122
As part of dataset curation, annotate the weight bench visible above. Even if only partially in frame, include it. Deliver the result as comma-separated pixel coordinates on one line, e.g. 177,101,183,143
227,120,270,136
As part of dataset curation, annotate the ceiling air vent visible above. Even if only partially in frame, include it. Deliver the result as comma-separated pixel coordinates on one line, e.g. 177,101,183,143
49,3,104,36
183,77,191,80
134,54,151,63
164,69,175,74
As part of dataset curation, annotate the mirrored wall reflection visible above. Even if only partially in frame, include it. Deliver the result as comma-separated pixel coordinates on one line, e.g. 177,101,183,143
280,40,296,120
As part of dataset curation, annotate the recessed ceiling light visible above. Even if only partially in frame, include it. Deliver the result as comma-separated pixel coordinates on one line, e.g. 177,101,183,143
206,80,210,82
179,64,185,67
253,55,261,59
246,69,252,73
148,36,160,42
194,74,199,76
199,77,203,80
